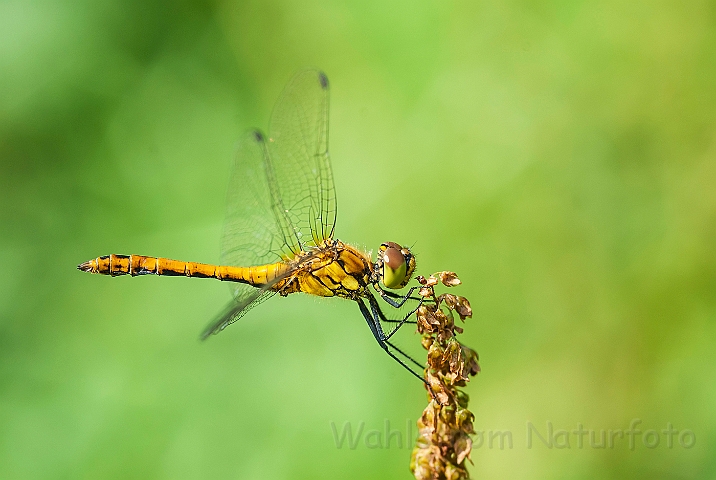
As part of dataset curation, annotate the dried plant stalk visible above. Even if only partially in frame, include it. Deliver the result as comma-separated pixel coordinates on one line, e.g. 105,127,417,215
410,272,480,480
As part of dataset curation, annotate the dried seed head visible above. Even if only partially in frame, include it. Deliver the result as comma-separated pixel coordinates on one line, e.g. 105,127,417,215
411,271,479,480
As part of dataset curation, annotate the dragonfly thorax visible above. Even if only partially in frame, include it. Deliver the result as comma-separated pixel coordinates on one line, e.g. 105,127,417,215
375,242,416,290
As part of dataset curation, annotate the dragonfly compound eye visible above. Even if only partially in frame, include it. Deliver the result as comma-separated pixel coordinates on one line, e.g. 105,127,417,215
382,246,407,289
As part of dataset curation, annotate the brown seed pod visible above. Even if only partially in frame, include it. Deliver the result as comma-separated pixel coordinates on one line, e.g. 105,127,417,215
438,271,461,287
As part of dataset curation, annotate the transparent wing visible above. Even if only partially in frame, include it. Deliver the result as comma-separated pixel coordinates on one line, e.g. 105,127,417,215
207,70,336,337
202,263,304,339
267,69,336,252
220,130,294,301
201,289,276,339
204,130,287,337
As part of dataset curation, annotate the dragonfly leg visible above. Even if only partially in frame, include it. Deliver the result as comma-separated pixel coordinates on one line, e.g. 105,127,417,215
367,293,421,340
373,299,417,325
384,339,424,370
368,296,424,368
375,285,421,308
382,288,423,299
356,298,427,384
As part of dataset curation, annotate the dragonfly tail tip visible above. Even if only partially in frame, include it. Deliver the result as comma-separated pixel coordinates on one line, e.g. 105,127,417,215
77,260,94,273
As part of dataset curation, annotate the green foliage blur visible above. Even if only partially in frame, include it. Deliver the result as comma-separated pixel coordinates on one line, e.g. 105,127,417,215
1,0,714,478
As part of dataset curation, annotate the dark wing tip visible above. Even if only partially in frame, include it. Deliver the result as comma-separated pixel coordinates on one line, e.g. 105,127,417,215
200,302,236,341
199,322,222,341
318,72,329,89
251,130,264,142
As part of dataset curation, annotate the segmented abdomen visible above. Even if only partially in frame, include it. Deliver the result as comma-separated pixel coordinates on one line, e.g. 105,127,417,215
77,254,288,287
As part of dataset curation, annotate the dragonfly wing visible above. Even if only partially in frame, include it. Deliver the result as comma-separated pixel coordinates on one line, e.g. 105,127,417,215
201,285,276,340
267,69,336,251
210,70,335,336
201,265,299,339
221,130,293,300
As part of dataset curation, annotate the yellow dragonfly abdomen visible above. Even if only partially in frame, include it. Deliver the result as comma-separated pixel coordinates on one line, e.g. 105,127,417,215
78,254,289,286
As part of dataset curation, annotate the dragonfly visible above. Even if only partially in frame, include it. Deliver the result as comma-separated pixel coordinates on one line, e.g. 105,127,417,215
78,69,426,382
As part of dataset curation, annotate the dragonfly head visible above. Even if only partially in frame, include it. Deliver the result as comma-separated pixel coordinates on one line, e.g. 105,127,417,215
377,242,416,289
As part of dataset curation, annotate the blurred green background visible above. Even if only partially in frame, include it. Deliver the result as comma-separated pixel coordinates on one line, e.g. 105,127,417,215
1,0,715,478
